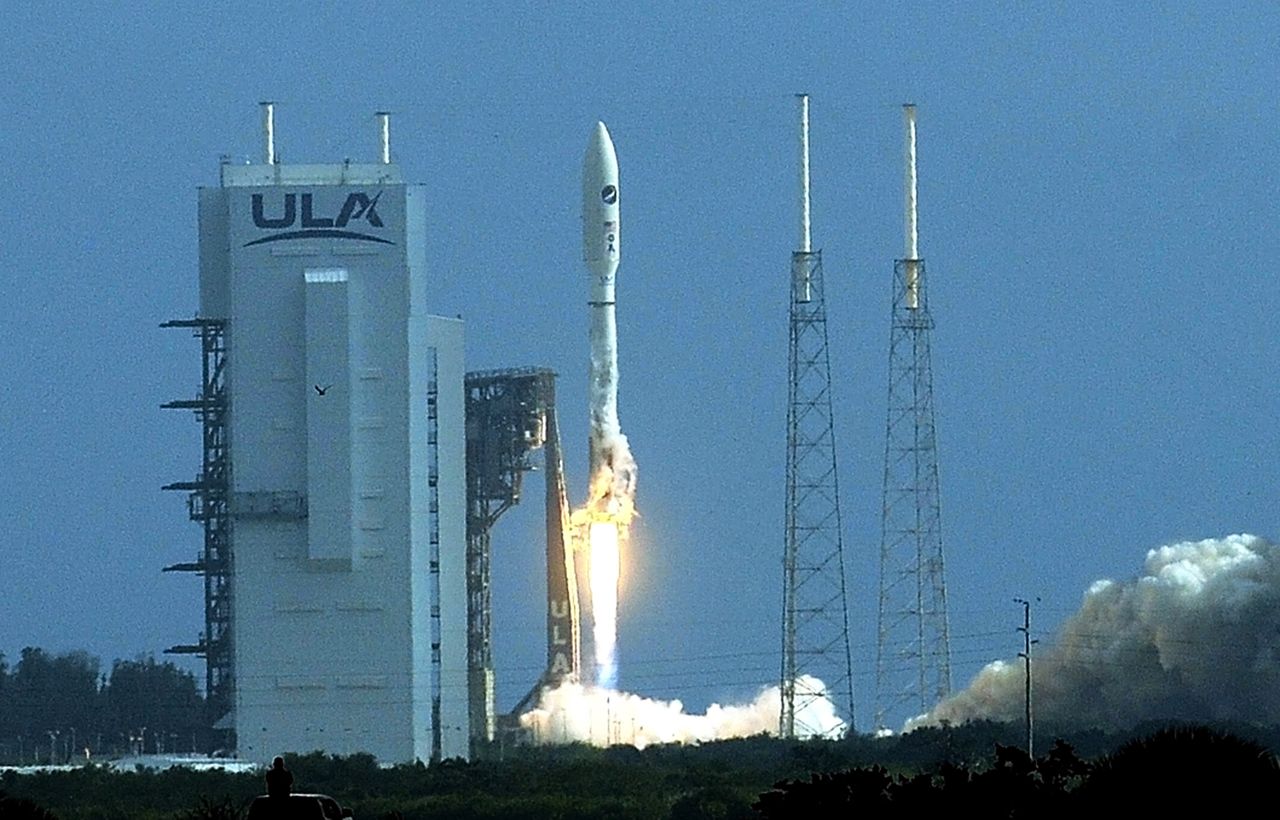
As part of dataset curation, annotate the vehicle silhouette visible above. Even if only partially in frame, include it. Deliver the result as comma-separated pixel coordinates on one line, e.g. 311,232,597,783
245,793,353,819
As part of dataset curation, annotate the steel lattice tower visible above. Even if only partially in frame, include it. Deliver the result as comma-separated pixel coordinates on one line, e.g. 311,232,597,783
463,367,573,756
874,104,952,730
781,94,856,738
161,317,233,749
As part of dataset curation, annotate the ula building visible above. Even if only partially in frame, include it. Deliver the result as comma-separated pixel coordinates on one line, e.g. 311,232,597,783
165,107,469,762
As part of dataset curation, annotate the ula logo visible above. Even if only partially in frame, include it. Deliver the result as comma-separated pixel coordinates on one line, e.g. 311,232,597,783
244,191,393,247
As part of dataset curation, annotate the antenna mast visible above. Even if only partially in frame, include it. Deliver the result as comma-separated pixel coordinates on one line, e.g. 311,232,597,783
780,93,856,738
874,103,953,730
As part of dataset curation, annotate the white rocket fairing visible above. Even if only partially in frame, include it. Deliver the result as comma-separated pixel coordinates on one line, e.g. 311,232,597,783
583,121,619,308
582,122,632,499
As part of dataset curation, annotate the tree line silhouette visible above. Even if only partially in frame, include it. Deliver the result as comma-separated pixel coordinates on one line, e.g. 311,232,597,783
3,724,1279,818
0,647,207,763
756,727,1279,817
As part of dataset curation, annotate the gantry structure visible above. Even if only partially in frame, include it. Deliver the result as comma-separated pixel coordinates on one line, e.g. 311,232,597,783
161,317,235,746
465,367,578,755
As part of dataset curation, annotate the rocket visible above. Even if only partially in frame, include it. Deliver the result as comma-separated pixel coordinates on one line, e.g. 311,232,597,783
582,122,625,488
580,121,634,691
582,121,620,290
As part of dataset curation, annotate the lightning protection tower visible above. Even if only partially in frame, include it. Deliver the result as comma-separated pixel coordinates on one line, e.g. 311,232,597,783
874,104,952,729
780,94,856,738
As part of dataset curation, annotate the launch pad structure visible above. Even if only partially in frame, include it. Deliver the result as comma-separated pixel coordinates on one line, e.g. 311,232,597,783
165,104,471,763
464,367,580,755
162,107,587,764
161,318,234,743
158,105,615,763
780,94,856,738
165,346,583,759
874,104,953,729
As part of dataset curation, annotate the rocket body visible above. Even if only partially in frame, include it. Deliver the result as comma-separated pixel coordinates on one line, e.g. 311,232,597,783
583,122,620,307
581,121,633,690
580,121,635,691
582,122,626,489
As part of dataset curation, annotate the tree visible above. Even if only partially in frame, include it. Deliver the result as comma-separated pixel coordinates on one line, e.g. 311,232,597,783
0,791,59,820
755,766,894,818
8,648,101,760
0,653,10,739
668,785,756,820
101,656,204,754
1078,726,1280,813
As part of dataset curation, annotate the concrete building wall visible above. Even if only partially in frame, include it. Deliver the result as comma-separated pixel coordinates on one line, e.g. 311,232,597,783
197,163,468,763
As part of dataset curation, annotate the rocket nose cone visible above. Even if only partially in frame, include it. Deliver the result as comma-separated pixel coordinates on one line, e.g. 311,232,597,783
585,121,618,170
583,120,620,270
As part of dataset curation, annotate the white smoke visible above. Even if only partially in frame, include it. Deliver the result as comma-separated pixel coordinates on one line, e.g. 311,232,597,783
597,433,637,502
586,297,635,505
913,534,1280,731
520,676,845,749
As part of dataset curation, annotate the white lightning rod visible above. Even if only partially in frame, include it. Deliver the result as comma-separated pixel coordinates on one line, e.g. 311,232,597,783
798,94,812,253
376,111,391,164
904,103,920,309
795,94,813,303
260,101,276,165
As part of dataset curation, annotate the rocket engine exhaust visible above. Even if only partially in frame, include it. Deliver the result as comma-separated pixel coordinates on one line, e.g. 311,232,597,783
579,121,636,690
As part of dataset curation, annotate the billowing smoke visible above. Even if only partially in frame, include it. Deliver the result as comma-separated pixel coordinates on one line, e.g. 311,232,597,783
914,534,1280,731
520,676,845,748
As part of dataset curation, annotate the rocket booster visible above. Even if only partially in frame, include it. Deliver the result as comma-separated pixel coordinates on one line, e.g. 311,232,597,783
583,121,620,301
583,122,622,481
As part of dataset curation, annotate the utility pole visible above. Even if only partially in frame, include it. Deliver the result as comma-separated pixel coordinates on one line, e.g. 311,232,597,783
1014,598,1038,758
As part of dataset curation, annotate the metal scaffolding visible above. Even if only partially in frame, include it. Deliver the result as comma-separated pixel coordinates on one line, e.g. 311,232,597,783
427,352,443,762
780,92,855,739
464,367,576,755
874,105,952,729
781,249,856,738
161,318,234,744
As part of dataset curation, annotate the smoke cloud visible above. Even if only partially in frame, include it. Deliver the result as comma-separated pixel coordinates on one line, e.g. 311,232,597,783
520,676,845,748
914,534,1280,731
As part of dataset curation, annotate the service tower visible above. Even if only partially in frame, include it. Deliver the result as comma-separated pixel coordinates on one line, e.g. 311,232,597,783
177,105,470,763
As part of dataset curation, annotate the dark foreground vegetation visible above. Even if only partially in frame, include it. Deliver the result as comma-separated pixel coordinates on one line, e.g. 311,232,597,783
4,722,1280,819
0,648,207,762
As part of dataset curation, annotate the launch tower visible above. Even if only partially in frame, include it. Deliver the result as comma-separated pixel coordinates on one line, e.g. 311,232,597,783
874,104,953,729
780,94,856,738
463,367,578,755
167,105,470,762
161,318,231,743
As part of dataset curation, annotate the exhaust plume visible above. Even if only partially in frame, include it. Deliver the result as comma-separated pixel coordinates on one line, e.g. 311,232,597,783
574,435,635,691
914,534,1280,731
520,676,845,748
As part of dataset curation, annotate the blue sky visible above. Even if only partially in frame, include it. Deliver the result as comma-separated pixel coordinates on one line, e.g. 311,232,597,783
1,4,1277,730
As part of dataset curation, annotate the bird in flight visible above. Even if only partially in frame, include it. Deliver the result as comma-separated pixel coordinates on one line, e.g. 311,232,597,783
314,384,333,396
